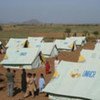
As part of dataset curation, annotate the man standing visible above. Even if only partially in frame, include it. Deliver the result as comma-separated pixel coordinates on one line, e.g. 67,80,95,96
6,68,14,97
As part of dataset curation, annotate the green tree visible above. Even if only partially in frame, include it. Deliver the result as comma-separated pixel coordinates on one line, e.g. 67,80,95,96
0,25,3,31
93,31,99,39
64,28,71,37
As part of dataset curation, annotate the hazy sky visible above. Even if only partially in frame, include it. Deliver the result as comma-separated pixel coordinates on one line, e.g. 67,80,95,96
0,0,100,24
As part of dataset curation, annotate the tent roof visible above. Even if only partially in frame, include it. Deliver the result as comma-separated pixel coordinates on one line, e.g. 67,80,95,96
69,37,86,46
28,37,43,43
1,48,40,65
94,43,100,51
43,60,100,100
80,49,100,62
70,36,86,40
54,39,75,50
41,42,56,56
29,42,56,56
6,38,27,48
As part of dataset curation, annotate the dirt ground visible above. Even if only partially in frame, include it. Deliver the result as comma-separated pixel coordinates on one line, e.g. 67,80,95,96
0,41,95,100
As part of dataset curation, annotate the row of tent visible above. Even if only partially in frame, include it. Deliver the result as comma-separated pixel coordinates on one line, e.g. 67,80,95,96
0,36,86,69
43,40,100,100
5,36,86,51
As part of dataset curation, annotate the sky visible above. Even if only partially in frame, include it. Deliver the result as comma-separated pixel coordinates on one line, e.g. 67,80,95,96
0,0,100,24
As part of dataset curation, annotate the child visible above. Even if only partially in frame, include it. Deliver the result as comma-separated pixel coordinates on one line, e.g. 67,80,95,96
38,74,45,93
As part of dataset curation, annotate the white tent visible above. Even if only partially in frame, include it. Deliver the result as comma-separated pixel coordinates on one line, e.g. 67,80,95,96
69,37,86,46
43,60,100,100
28,37,44,43
6,38,27,48
94,42,100,52
0,48,41,69
54,38,76,51
29,42,58,58
79,49,100,63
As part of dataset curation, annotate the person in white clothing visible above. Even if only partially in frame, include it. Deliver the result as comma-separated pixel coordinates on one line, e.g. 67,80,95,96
54,56,60,70
39,73,45,93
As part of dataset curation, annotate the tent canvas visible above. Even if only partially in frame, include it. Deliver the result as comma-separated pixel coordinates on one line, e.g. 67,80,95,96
1,48,41,69
40,42,58,58
94,43,100,52
54,39,76,51
6,38,27,48
79,49,100,62
29,42,58,58
69,37,86,46
28,37,43,43
43,60,100,100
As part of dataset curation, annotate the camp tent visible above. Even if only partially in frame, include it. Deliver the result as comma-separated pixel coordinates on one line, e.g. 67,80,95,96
69,37,86,46
94,42,100,52
79,49,100,63
5,38,27,48
29,42,58,58
54,38,76,52
0,48,41,69
43,60,100,100
28,37,44,43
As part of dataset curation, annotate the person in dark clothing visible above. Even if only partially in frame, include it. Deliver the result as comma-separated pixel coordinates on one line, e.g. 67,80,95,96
6,68,14,96
73,32,77,37
13,70,16,78
39,52,44,63
21,69,27,93
39,51,46,67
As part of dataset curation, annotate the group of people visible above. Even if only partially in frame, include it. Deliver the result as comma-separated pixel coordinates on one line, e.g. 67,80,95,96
5,56,60,98
23,72,45,98
6,68,45,98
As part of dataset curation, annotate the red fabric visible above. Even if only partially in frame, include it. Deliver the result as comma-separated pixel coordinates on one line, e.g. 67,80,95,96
45,62,50,74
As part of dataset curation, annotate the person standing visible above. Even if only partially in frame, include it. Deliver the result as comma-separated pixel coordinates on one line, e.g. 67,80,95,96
45,60,51,74
39,51,46,67
33,73,38,96
38,73,45,93
21,69,27,93
6,68,14,97
24,73,36,98
54,56,60,71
